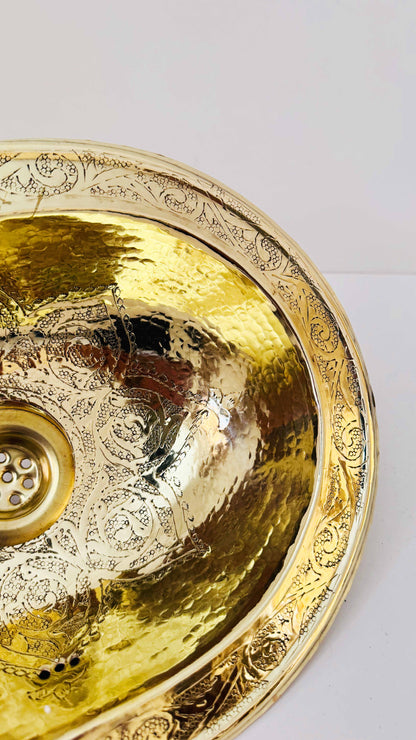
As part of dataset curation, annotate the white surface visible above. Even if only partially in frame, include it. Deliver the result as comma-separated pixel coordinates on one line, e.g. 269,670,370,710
242,273,416,740
0,1,414,273
0,3,414,738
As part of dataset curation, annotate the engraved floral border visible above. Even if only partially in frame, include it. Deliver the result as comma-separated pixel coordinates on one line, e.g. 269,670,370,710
0,144,377,740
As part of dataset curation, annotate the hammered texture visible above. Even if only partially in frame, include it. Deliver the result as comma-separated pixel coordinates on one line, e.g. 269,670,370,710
0,214,316,740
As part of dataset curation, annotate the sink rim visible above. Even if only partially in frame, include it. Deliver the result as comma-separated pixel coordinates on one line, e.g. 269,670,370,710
0,139,378,740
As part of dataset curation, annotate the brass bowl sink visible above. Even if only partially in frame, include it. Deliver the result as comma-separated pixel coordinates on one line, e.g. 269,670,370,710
0,141,377,740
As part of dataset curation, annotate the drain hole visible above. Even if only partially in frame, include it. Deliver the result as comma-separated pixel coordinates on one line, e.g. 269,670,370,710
22,478,34,490
0,452,7,464
9,494,21,506
37,655,81,679
20,458,32,469
2,471,13,483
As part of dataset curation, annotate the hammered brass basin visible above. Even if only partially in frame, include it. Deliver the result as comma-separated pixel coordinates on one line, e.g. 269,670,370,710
0,212,316,738
0,142,376,740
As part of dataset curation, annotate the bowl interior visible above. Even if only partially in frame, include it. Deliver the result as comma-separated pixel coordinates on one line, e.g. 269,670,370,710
0,213,317,739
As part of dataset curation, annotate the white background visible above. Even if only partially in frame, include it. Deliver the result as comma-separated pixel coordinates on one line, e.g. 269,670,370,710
1,2,415,739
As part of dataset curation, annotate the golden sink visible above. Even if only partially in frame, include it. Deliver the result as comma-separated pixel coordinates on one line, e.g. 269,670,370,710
0,142,377,740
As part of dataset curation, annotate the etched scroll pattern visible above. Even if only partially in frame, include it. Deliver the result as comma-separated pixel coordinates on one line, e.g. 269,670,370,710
0,288,207,689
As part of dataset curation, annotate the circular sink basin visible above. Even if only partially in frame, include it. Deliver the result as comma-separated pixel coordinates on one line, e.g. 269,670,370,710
0,142,377,740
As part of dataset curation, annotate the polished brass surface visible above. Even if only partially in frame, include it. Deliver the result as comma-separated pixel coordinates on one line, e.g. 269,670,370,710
0,402,75,545
0,142,377,740
0,213,316,739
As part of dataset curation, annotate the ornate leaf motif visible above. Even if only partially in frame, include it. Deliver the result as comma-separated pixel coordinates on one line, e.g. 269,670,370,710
0,287,207,686
101,713,175,740
0,153,78,197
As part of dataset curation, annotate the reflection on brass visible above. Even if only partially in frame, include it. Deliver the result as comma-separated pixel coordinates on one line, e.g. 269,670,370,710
0,402,74,545
0,142,377,740
0,213,316,738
